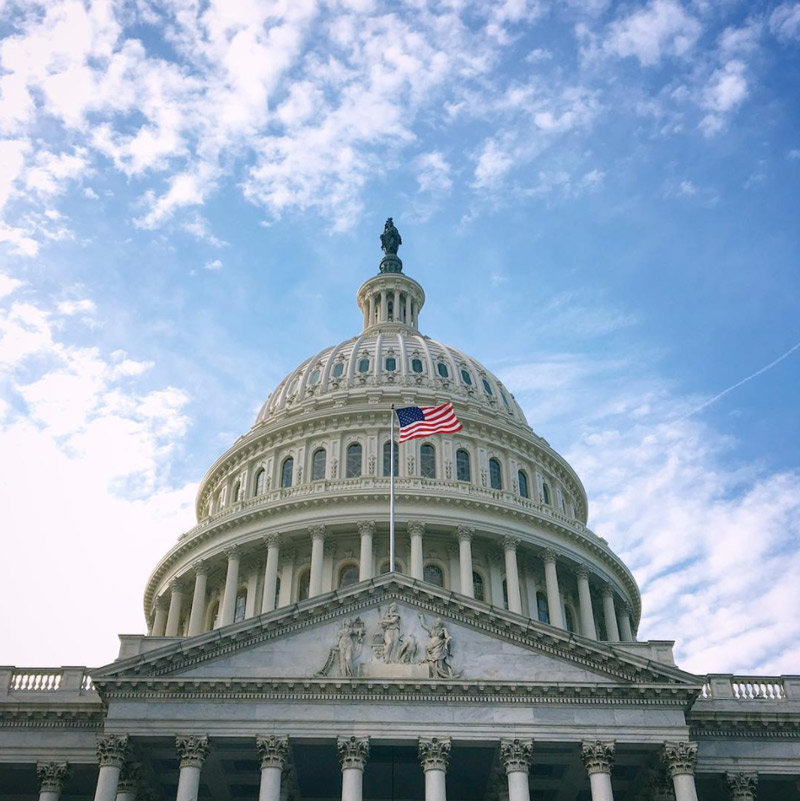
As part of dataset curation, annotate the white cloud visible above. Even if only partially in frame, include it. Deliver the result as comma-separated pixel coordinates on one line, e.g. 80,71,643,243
699,60,748,136
769,3,800,41
57,298,96,316
415,152,453,194
472,139,515,189
604,0,702,66
204,258,223,271
0,285,196,665
0,274,22,299
502,353,800,674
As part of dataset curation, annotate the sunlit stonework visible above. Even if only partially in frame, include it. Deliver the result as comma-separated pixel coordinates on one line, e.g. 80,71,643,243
1,223,798,799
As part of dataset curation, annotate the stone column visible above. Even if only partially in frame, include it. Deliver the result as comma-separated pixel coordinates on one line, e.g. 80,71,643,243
358,522,375,581
602,586,620,642
220,547,242,626
165,580,184,637
457,526,474,598
175,735,209,801
337,736,369,801
726,772,758,801
380,291,388,322
419,737,450,801
408,522,425,581
262,535,282,614
581,740,615,801
576,567,598,640
543,551,565,629
151,598,168,637
37,762,70,801
256,735,289,801
663,742,699,801
187,565,208,637
309,525,326,597
368,296,375,327
500,739,532,801
503,537,522,613
93,735,129,801
116,761,141,801
618,604,634,642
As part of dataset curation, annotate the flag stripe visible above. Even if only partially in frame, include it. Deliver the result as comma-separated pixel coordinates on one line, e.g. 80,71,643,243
396,402,463,442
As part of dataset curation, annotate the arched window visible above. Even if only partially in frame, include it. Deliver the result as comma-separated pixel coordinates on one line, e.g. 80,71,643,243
339,563,359,588
536,591,549,623
312,448,326,481
489,458,502,490
208,600,220,630
423,564,444,587
564,605,575,633
234,590,247,623
436,361,449,378
346,443,362,478
281,457,293,488
420,443,436,479
541,481,551,505
518,470,529,498
472,571,485,601
387,299,394,321
456,449,471,482
383,440,399,477
232,481,242,502
297,569,310,601
254,468,266,496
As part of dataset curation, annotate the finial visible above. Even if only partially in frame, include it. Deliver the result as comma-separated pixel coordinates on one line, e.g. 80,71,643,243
379,217,403,273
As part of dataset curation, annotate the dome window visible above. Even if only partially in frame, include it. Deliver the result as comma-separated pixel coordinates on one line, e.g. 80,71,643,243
411,358,424,373
564,605,576,633
536,591,549,623
437,361,449,378
541,481,551,505
332,362,345,378
518,470,529,499
288,377,299,395
308,369,320,385
456,449,471,482
383,440,399,477
482,378,493,395
385,356,396,372
423,564,444,587
489,458,502,490
312,448,326,481
358,357,370,374
501,392,510,410
281,457,294,488
234,590,247,623
460,369,473,386
346,443,362,478
297,569,310,601
254,468,266,496
339,563,359,588
472,571,485,601
420,443,436,479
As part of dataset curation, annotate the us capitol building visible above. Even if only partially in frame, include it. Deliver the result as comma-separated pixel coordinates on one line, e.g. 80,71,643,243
2,222,798,801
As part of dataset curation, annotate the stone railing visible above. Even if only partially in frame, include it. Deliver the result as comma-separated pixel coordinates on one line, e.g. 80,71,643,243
0,666,96,698
699,675,799,701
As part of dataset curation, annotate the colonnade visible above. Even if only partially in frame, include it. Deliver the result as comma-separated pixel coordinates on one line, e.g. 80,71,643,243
150,523,635,644
362,286,419,329
36,735,738,801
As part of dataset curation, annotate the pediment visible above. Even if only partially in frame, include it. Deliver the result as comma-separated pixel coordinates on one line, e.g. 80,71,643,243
94,575,699,695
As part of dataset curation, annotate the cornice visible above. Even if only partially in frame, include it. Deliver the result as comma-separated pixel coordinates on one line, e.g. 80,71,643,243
0,708,105,729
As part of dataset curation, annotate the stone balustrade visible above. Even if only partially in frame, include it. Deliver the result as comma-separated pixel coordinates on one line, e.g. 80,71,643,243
698,674,800,701
0,667,96,698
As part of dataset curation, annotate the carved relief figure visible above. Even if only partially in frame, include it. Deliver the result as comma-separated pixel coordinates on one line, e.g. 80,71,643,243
418,613,457,678
371,603,418,664
316,618,366,677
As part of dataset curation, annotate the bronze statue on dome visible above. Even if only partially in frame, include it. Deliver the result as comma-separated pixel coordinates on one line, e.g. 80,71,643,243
380,218,402,256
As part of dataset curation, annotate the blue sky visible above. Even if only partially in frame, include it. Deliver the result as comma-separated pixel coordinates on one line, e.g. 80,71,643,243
1,0,798,673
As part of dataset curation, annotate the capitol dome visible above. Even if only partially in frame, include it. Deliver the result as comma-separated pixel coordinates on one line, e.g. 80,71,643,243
144,223,640,645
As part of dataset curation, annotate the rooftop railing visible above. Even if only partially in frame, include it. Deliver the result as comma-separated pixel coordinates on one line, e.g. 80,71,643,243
0,666,96,697
699,675,799,701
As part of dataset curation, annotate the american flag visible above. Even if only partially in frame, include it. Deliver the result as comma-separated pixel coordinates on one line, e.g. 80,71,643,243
395,402,462,442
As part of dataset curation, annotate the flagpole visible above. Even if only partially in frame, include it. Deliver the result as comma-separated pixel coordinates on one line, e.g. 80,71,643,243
389,404,395,573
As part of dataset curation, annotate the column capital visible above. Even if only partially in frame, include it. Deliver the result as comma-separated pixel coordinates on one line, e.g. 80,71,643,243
581,740,615,776
176,734,210,768
191,561,208,578
169,577,185,592
601,583,615,599
117,760,142,793
154,596,167,611
309,525,326,542
542,549,558,565
357,521,376,537
457,525,474,543
96,734,129,767
225,545,242,559
575,565,590,581
662,741,698,777
264,533,282,548
256,734,289,769
337,736,369,770
407,521,426,537
499,738,533,774
36,762,70,793
726,772,758,800
418,736,451,771
502,536,520,552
